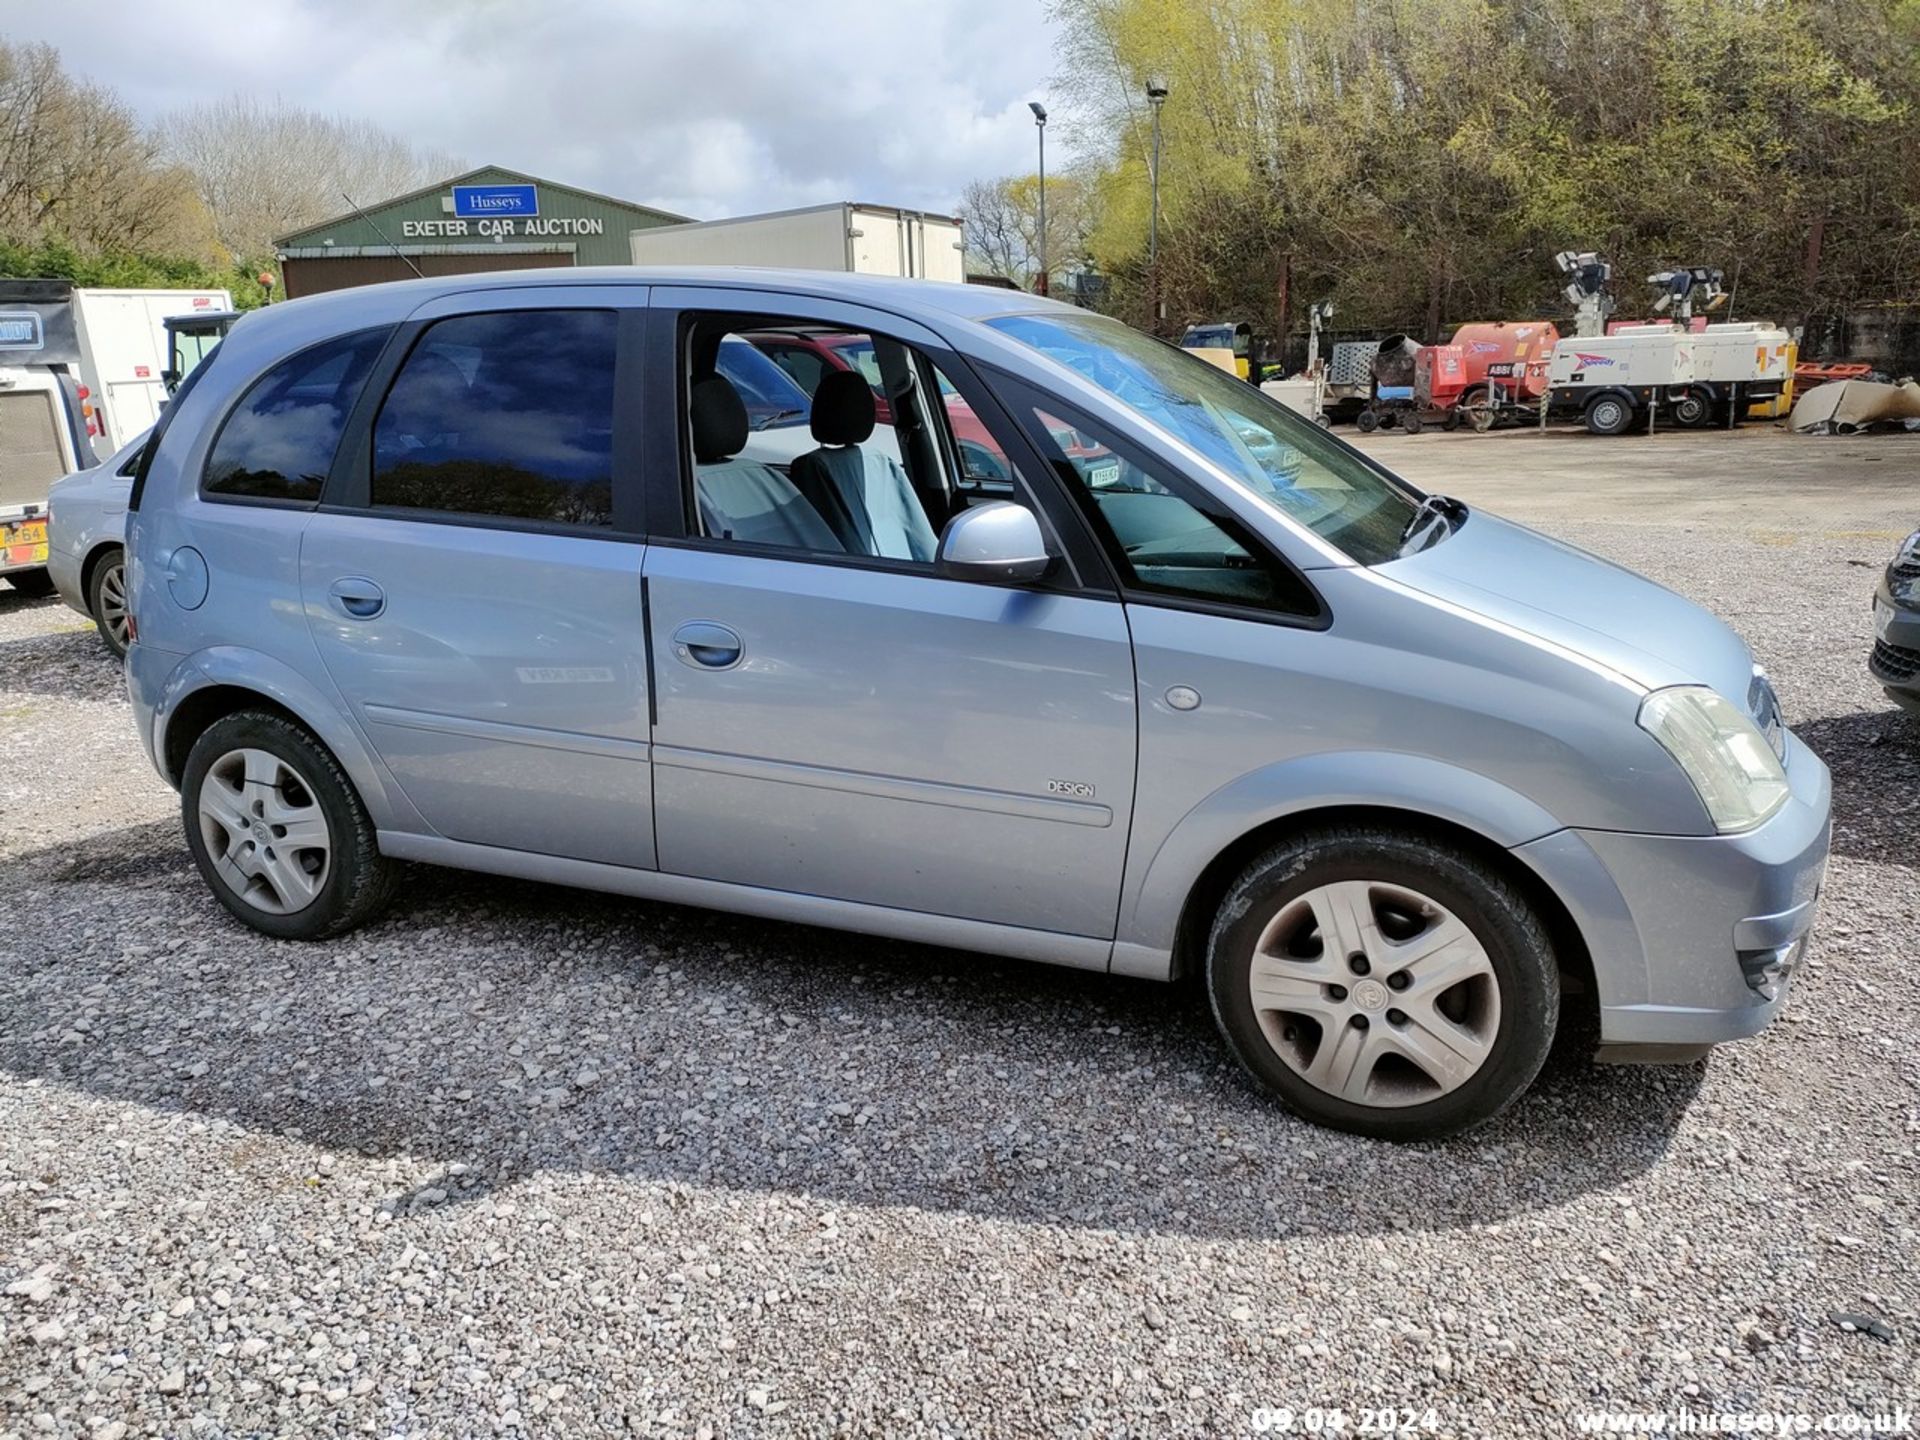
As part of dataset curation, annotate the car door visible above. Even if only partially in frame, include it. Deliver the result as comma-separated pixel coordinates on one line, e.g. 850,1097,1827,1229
299,286,656,869
640,288,1136,940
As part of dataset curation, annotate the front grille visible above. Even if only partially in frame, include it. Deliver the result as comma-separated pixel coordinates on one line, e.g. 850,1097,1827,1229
1870,638,1920,683
1892,557,1920,584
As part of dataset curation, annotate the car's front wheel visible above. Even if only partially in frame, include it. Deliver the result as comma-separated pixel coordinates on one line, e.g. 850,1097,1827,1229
1207,825,1559,1140
181,711,395,941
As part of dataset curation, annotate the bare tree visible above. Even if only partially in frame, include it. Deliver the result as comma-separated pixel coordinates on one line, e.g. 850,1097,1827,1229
0,40,213,257
958,173,1098,289
158,95,464,260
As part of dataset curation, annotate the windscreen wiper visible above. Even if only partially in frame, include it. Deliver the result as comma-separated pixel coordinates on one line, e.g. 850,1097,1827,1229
752,407,808,431
1399,492,1467,551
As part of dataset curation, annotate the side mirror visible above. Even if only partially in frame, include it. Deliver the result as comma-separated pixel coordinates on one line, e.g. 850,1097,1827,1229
935,501,1052,584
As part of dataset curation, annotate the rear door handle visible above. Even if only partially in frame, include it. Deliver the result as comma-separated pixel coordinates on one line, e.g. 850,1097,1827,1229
328,576,385,620
671,621,742,669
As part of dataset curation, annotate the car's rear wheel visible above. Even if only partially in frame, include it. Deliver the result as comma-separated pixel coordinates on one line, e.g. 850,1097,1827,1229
87,548,129,659
181,711,395,941
5,568,55,598
1206,825,1559,1140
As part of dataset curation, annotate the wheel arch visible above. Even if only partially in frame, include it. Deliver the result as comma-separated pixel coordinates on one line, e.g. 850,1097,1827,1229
1160,803,1596,1008
1115,752,1598,1004
156,648,420,832
79,539,124,610
1581,386,1637,412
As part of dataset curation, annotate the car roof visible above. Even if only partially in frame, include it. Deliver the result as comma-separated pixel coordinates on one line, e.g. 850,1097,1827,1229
239,267,1076,344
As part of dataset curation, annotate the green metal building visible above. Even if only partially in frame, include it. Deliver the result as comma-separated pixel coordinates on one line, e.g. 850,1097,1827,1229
275,165,691,298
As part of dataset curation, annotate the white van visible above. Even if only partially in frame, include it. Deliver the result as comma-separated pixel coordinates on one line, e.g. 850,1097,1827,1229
0,364,92,595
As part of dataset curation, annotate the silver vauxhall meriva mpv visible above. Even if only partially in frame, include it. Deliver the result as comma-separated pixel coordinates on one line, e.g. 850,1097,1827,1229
124,269,1831,1139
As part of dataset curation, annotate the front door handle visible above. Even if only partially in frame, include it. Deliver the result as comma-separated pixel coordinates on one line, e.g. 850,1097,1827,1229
671,621,742,669
328,576,385,620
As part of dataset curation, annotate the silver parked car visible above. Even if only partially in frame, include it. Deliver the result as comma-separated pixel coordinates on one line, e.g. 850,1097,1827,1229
47,429,148,658
124,269,1831,1139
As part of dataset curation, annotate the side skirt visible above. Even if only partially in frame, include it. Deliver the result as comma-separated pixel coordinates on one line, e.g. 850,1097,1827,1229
377,831,1118,974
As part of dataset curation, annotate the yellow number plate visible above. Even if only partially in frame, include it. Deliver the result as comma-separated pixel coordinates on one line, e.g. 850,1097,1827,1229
2,519,49,568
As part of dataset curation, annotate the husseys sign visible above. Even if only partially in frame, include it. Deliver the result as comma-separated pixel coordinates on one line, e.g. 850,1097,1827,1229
400,184,606,239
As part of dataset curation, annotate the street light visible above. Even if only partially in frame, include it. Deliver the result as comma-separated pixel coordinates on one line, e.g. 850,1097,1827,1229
1028,101,1048,296
1145,75,1168,329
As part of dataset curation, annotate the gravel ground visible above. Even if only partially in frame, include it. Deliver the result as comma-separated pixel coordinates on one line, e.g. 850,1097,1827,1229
2,443,1917,1436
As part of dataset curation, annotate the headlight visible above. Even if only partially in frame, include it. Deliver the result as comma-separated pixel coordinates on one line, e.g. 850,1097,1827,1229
1638,685,1790,833
1888,529,1920,602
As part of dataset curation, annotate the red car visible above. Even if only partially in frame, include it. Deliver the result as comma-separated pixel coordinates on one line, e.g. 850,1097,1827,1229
745,328,1015,485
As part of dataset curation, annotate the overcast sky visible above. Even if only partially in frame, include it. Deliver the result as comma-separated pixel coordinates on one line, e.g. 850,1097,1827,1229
12,0,1068,219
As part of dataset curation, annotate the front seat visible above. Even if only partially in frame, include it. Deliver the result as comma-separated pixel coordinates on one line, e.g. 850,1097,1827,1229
689,376,842,552
788,370,938,561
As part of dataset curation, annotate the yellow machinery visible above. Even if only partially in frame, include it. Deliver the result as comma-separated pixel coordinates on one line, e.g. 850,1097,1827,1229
1181,321,1255,379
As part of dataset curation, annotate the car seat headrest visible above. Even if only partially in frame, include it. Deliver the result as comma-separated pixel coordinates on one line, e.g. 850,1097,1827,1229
810,370,876,446
690,376,749,462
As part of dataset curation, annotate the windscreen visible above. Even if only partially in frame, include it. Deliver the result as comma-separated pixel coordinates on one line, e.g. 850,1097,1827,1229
990,312,1423,565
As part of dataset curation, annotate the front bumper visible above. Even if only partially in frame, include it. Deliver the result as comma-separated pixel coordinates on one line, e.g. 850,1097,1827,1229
1869,579,1920,709
1515,728,1831,1054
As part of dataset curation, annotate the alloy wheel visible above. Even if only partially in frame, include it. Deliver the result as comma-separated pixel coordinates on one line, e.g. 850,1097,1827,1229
97,560,129,651
196,748,332,915
1247,880,1501,1108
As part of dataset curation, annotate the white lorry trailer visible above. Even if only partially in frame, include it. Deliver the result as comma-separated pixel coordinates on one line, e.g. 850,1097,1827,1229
71,286,233,449
1610,321,1793,426
628,203,965,282
1546,330,1699,435
1,280,228,595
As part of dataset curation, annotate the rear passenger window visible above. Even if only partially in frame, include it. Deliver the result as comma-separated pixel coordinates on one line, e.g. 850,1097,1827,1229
372,309,616,528
203,329,387,503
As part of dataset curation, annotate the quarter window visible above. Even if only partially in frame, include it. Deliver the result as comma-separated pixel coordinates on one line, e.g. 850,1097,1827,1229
372,309,617,528
203,329,388,503
1027,406,1317,617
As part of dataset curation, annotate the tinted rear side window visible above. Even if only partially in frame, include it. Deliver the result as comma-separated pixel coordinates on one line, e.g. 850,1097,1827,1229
203,329,389,503
371,309,617,528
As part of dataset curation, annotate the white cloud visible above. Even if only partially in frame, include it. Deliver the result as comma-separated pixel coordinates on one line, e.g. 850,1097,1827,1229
13,0,1068,219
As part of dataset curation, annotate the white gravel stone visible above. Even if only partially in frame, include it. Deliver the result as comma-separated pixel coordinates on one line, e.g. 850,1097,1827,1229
2,436,1916,1435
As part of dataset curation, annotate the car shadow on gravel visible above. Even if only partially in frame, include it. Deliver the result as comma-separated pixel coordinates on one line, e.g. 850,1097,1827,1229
0,619,123,703
0,819,1705,1242
1793,707,1918,868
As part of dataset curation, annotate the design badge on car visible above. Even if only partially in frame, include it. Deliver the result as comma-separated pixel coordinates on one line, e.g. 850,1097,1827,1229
1047,779,1096,799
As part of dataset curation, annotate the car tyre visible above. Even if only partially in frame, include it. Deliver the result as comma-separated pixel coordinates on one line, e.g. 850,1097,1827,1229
87,548,129,659
1206,824,1560,1140
5,567,56,598
180,710,396,941
1583,394,1632,436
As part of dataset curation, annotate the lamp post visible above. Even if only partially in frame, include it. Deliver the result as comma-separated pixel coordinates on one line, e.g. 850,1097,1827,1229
1146,75,1168,330
1028,101,1048,296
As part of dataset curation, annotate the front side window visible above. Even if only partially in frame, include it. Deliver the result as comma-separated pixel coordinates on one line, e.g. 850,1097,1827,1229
372,309,617,528
1026,405,1318,617
989,312,1421,565
685,316,955,564
203,329,387,503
